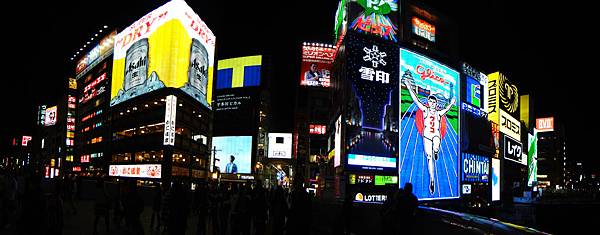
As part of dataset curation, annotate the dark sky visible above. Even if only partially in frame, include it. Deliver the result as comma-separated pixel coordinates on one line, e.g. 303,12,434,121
3,0,596,168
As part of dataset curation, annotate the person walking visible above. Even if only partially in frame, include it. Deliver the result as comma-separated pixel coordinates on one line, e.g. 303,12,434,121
123,180,144,235
150,185,162,230
93,179,110,235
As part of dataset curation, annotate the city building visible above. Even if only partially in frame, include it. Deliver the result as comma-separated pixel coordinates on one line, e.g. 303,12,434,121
536,117,567,190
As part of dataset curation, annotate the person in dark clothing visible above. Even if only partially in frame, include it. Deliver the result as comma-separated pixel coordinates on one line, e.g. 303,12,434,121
269,186,287,235
380,189,400,235
286,177,311,235
195,183,208,235
251,182,268,235
113,181,126,228
400,183,418,235
160,183,173,233
342,192,354,235
207,183,221,235
230,185,251,235
169,182,190,235
93,179,110,235
124,180,144,235
150,185,162,230
16,175,47,235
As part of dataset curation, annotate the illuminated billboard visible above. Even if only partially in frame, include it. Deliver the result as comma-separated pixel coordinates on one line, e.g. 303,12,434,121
309,124,327,135
412,17,435,42
216,55,261,89
399,48,460,200
21,136,32,146
527,130,538,186
499,110,521,141
334,0,348,44
268,133,292,159
300,44,334,87
347,154,397,171
354,192,387,204
465,76,481,108
163,95,177,146
536,117,554,132
109,164,162,179
76,30,116,78
45,106,57,126
491,158,500,201
213,136,252,174
349,0,398,42
461,153,489,183
213,89,256,136
334,115,342,167
111,0,216,108
487,72,500,124
345,33,398,172
37,105,47,125
374,175,398,185
504,135,523,164
488,72,519,119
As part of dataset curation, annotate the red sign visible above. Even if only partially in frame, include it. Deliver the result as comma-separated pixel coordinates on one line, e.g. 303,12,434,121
72,166,82,172
300,44,335,87
536,117,554,132
84,73,107,93
412,17,435,42
309,125,327,135
21,136,32,146
80,155,90,163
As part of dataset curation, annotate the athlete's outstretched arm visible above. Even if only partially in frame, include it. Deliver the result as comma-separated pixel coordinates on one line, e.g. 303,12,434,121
440,97,456,115
405,81,427,111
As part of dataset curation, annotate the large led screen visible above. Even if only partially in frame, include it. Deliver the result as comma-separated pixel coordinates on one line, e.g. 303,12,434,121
111,0,216,108
344,34,398,173
399,48,460,200
492,158,500,201
268,133,292,159
213,136,252,174
300,44,334,87
216,55,262,89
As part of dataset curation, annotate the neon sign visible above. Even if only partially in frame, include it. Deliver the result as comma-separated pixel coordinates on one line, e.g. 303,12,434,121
412,17,435,42
350,0,398,42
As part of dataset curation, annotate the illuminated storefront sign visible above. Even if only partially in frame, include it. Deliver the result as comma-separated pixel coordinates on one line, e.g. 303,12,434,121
111,0,216,108
163,95,177,146
348,154,396,170
300,44,334,87
350,0,398,42
354,193,387,203
500,110,520,141
462,184,472,194
334,115,342,167
374,175,398,185
309,124,327,135
268,133,293,159
45,106,57,126
399,48,460,200
109,164,162,179
412,17,435,42
38,105,47,125
527,131,538,187
81,155,90,163
216,55,261,89
72,166,81,172
461,153,489,183
21,136,32,146
504,135,523,164
466,76,481,108
69,78,77,90
348,174,374,185
492,158,500,201
461,102,486,118
536,117,554,132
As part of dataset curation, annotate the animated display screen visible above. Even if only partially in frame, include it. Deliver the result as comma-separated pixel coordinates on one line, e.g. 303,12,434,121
399,48,460,200
213,136,252,174
492,158,500,201
461,153,489,183
45,106,58,126
349,0,398,42
216,55,262,89
344,33,398,173
300,44,334,87
465,76,481,108
111,0,216,108
527,130,538,187
268,133,292,159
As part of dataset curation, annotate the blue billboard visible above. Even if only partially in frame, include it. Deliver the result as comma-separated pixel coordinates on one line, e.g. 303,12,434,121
465,76,481,108
399,48,460,200
461,153,489,183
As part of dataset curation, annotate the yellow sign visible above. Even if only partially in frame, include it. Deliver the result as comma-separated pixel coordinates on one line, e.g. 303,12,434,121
216,55,262,89
520,95,530,129
111,0,216,108
487,72,500,124
68,78,77,90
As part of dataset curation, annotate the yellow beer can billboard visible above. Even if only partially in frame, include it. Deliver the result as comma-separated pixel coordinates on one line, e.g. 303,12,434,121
110,0,216,109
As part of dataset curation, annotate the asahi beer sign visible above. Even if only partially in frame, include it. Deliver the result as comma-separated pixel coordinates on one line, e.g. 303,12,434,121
504,135,523,164
111,0,216,108
499,110,520,141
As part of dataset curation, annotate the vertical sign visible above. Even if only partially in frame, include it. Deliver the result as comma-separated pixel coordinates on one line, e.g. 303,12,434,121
163,95,177,146
492,158,500,201
527,130,538,186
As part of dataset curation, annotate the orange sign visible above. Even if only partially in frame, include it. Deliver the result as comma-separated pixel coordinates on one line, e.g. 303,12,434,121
536,117,554,132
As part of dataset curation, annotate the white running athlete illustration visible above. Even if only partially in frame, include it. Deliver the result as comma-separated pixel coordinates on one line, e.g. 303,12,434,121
404,78,455,195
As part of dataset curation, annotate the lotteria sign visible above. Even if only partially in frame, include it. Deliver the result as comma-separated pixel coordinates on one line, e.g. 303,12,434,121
354,192,387,203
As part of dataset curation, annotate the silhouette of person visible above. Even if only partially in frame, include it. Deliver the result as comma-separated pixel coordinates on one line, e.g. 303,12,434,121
225,155,238,174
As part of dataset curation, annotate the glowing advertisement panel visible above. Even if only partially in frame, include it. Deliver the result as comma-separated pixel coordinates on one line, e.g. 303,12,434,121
213,136,252,174
527,130,538,187
500,110,521,141
498,73,519,118
348,154,397,171
487,72,500,124
349,0,399,42
300,44,334,87
492,158,500,201
111,0,216,108
109,164,162,179
536,117,554,132
399,48,460,200
76,30,117,78
216,56,261,89
461,153,489,183
465,76,481,108
345,34,398,172
45,106,57,126
268,133,292,159
504,135,524,165
334,115,342,167
412,17,435,42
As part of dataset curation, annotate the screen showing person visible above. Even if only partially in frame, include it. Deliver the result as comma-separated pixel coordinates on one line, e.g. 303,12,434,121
225,155,238,173
304,63,320,82
214,136,252,174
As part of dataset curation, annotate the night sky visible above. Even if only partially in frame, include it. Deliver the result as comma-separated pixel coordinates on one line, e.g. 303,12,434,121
3,1,595,168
